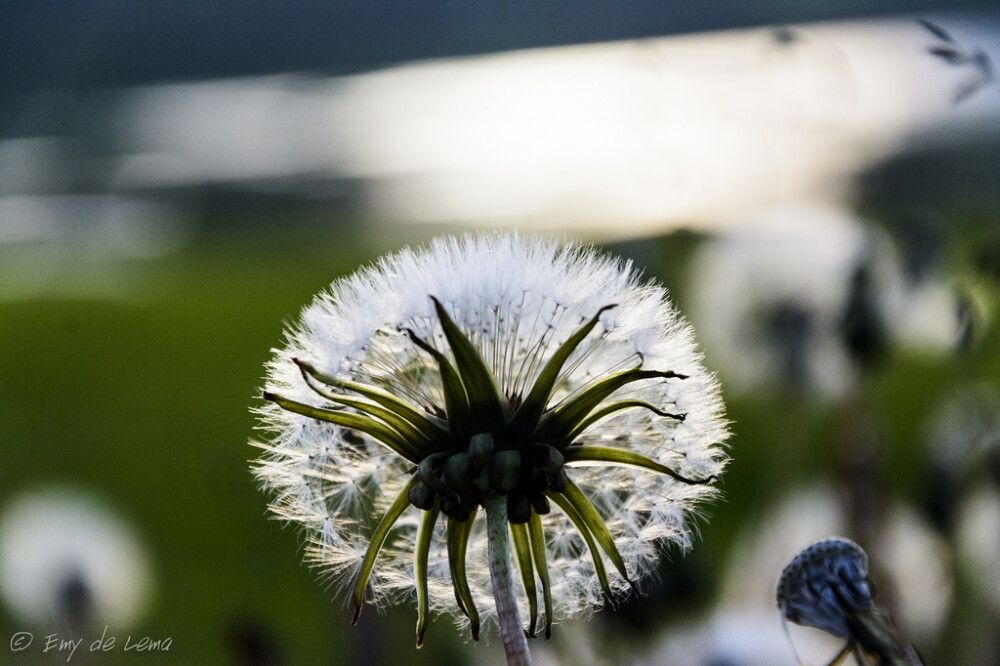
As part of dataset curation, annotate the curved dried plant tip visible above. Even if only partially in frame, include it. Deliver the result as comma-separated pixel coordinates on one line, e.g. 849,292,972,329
351,477,419,622
415,503,440,647
563,445,717,486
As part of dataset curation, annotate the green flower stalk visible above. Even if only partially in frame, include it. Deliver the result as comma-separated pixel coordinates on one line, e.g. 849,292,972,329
251,233,728,662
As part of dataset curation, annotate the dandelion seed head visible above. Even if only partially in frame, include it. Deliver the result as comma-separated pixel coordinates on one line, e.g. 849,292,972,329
251,232,728,636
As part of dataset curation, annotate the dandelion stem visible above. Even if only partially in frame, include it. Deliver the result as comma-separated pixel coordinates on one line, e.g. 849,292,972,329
484,494,532,666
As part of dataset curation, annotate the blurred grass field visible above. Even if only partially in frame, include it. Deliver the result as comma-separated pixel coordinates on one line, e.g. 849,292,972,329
1,222,998,664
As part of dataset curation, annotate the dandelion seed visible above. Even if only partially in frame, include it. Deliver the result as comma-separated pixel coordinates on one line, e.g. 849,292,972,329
251,232,728,663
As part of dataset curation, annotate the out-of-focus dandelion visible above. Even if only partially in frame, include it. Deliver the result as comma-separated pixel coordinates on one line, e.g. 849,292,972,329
873,505,952,641
688,205,965,401
956,485,1000,612
0,487,154,632
922,384,1000,533
251,233,728,664
688,206,881,400
926,385,1000,491
923,385,1000,611
777,537,923,665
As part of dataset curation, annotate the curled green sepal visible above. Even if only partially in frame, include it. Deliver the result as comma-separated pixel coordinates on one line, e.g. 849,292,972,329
295,374,440,453
564,399,685,445
446,509,481,640
509,521,538,637
430,296,509,429
546,490,616,606
535,368,688,446
559,479,636,592
294,358,450,439
511,304,617,435
527,511,554,639
352,475,420,623
404,328,472,437
418,452,450,493
562,445,716,486
415,499,441,648
263,392,425,463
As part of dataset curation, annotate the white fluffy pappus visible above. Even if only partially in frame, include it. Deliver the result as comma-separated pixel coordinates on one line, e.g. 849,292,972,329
251,232,728,639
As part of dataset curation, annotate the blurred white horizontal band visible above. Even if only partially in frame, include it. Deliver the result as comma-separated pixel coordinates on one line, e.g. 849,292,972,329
106,14,999,238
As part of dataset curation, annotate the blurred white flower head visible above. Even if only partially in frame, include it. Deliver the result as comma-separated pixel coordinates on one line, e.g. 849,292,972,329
874,504,953,641
956,485,1000,611
0,487,154,630
688,204,965,400
251,232,728,643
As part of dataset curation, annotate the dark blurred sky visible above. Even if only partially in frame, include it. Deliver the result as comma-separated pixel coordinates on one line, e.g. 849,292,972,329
1,1,994,127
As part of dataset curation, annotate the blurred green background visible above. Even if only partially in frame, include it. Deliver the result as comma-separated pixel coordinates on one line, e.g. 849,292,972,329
3,2,1000,664
2,214,998,663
